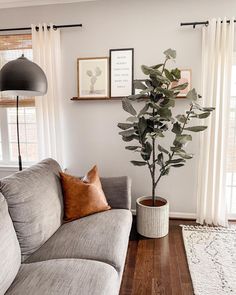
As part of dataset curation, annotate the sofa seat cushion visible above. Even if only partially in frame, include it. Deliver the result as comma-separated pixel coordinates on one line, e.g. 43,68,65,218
0,193,21,295
6,259,118,295
26,209,132,272
0,158,63,262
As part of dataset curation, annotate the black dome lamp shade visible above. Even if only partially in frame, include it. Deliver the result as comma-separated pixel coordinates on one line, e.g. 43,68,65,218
0,55,47,96
0,55,48,170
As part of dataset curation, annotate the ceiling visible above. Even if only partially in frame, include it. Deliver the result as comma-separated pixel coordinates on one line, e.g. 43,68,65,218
0,0,93,9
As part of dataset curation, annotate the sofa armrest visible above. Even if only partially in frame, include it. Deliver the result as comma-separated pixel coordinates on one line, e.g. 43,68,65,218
100,176,131,210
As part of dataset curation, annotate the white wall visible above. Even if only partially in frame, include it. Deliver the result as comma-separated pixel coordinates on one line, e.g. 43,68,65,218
0,0,236,215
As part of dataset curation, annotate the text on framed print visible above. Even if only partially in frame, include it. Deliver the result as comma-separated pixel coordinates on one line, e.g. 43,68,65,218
110,48,134,98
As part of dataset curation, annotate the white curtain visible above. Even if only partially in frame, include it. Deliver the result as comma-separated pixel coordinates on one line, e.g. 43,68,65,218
196,18,235,226
32,24,64,166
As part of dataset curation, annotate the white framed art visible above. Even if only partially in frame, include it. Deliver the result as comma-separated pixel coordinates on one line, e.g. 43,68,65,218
77,57,109,99
109,48,134,98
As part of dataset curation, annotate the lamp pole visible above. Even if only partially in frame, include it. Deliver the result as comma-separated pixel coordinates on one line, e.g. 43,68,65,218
16,95,22,171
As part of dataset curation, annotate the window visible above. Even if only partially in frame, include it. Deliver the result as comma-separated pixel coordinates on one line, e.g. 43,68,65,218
226,54,236,217
0,34,38,166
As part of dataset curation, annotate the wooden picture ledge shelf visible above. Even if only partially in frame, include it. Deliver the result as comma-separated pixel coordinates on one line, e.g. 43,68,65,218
71,97,122,101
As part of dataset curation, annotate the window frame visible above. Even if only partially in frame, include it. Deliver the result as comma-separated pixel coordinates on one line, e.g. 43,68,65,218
0,33,38,168
0,107,38,168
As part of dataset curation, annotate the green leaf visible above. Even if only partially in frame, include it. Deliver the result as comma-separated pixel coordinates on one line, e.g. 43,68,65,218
122,98,137,116
141,65,161,76
171,164,185,168
171,68,181,79
134,80,147,90
164,69,175,82
157,108,172,119
138,104,149,116
161,167,170,176
141,142,152,160
125,146,140,151
126,116,138,123
138,117,147,135
161,98,175,108
128,93,144,101
141,65,151,75
170,146,181,152
150,63,163,70
174,134,192,146
140,87,154,94
154,130,165,138
184,126,207,132
167,158,186,164
186,88,198,101
122,134,139,142
172,122,182,134
156,153,164,166
176,114,187,124
119,129,135,137
149,101,160,110
158,144,169,154
155,87,174,97
154,74,170,84
117,123,133,130
164,48,176,59
130,160,147,166
195,112,210,119
145,80,153,88
171,82,188,91
176,150,193,159
192,102,215,112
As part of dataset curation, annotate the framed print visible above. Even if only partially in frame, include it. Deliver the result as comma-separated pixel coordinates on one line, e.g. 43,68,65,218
77,57,109,99
109,48,134,98
171,69,192,98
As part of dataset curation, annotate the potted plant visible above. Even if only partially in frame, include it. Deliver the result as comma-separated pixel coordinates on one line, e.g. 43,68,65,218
118,49,214,238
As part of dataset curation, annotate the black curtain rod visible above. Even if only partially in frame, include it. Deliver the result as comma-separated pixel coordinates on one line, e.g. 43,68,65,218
0,23,82,32
181,19,236,29
181,21,209,29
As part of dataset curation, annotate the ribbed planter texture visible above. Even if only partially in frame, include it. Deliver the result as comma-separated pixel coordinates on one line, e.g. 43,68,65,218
136,196,169,238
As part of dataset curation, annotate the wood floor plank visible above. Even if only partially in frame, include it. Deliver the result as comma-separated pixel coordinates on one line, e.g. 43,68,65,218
119,219,195,295
119,241,139,295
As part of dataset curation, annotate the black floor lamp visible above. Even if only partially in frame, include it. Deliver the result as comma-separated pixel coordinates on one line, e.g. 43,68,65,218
0,55,47,171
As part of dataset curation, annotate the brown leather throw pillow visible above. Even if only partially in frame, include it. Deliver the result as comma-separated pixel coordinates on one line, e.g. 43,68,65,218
60,166,111,222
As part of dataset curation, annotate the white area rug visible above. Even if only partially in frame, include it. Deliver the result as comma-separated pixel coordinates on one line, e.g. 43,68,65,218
182,225,236,295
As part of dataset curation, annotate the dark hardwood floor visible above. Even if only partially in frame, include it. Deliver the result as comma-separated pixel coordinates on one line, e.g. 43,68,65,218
119,218,196,295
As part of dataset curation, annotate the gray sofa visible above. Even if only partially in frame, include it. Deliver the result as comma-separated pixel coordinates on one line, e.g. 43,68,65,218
0,158,132,295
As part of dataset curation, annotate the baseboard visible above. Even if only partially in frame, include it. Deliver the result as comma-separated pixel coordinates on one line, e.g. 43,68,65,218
131,209,196,220
169,212,196,220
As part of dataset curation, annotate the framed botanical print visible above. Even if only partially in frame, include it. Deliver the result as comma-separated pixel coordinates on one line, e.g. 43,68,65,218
77,57,109,99
109,48,134,98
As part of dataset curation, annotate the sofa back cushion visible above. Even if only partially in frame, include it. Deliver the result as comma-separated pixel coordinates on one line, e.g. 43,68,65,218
0,193,21,294
0,158,63,261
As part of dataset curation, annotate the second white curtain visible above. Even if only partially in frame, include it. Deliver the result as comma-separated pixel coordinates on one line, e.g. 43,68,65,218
196,18,235,226
32,24,64,166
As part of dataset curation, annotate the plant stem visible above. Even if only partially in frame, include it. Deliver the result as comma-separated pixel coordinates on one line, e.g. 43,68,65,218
152,136,156,206
154,103,193,189
161,58,168,74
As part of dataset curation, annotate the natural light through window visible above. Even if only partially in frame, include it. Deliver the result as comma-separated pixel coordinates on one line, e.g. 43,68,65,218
7,108,38,162
0,34,38,166
226,55,236,216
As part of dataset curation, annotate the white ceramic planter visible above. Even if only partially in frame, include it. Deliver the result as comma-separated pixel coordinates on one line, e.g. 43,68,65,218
136,196,169,238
